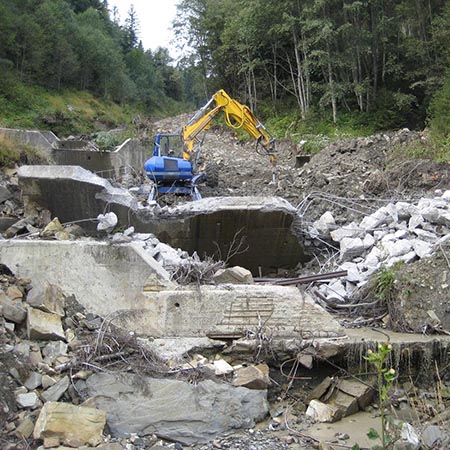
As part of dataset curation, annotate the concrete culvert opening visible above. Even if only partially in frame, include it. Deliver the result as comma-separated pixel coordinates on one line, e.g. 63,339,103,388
144,197,311,276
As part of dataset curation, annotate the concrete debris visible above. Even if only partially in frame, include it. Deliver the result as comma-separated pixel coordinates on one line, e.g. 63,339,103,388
213,266,254,284
33,402,106,447
97,211,118,232
314,189,450,301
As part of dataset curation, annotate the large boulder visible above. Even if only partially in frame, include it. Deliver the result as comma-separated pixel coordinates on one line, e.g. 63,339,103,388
86,373,268,445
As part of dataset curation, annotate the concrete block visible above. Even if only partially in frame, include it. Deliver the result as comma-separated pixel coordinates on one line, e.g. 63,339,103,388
340,237,365,261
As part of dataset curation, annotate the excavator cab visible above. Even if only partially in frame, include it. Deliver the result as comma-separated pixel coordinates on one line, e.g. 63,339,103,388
144,133,202,200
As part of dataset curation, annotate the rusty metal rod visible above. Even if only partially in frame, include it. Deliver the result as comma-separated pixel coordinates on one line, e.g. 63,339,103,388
255,270,348,286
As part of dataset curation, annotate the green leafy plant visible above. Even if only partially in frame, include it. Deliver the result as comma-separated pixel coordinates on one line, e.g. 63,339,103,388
365,343,397,450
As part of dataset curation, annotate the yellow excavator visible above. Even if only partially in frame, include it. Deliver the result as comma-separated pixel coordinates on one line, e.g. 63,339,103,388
144,89,277,200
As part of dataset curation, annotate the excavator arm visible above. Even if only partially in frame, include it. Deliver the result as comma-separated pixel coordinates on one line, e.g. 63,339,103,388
180,89,277,167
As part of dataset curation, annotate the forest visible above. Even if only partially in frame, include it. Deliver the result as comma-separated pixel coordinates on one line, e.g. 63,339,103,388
0,0,449,144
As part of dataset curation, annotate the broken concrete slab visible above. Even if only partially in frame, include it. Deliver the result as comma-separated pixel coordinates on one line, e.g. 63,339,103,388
0,240,343,339
85,373,268,445
18,166,309,274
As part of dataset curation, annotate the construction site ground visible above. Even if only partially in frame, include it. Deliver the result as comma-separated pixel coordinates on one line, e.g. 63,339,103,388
1,116,450,450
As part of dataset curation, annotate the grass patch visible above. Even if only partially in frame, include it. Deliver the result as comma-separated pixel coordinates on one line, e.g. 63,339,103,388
0,135,48,167
0,77,137,137
391,136,450,163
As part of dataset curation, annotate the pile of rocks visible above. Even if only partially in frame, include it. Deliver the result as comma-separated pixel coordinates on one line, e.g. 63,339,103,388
309,189,450,302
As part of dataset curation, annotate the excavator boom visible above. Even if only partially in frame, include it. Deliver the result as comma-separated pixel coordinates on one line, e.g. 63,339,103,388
181,89,277,166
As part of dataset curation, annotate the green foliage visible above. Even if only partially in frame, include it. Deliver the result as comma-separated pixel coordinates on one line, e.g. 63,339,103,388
92,131,123,151
374,266,397,303
0,0,186,123
0,135,47,167
392,138,450,164
364,343,397,450
428,74,450,152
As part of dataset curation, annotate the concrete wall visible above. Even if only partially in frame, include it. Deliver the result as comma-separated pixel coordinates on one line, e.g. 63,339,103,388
0,128,59,155
0,240,343,339
0,240,170,320
52,138,149,179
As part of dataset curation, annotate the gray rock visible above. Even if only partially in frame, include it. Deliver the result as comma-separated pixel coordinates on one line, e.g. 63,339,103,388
411,239,433,259
86,373,268,445
408,214,424,230
27,307,65,341
313,211,336,236
395,202,419,220
13,342,31,357
360,211,388,231
0,294,27,323
399,422,420,450
442,190,450,200
0,185,12,203
422,425,448,448
43,341,68,364
339,262,361,283
421,207,441,224
385,240,413,258
26,283,65,317
362,233,375,250
41,375,70,402
412,228,437,242
386,251,417,267
16,392,40,409
24,372,43,390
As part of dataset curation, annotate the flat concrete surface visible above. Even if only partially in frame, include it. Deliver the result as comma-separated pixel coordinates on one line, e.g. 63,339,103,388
133,284,345,339
345,328,450,343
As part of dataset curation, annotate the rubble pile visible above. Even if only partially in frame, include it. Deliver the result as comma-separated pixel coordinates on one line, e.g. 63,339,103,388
308,189,450,331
